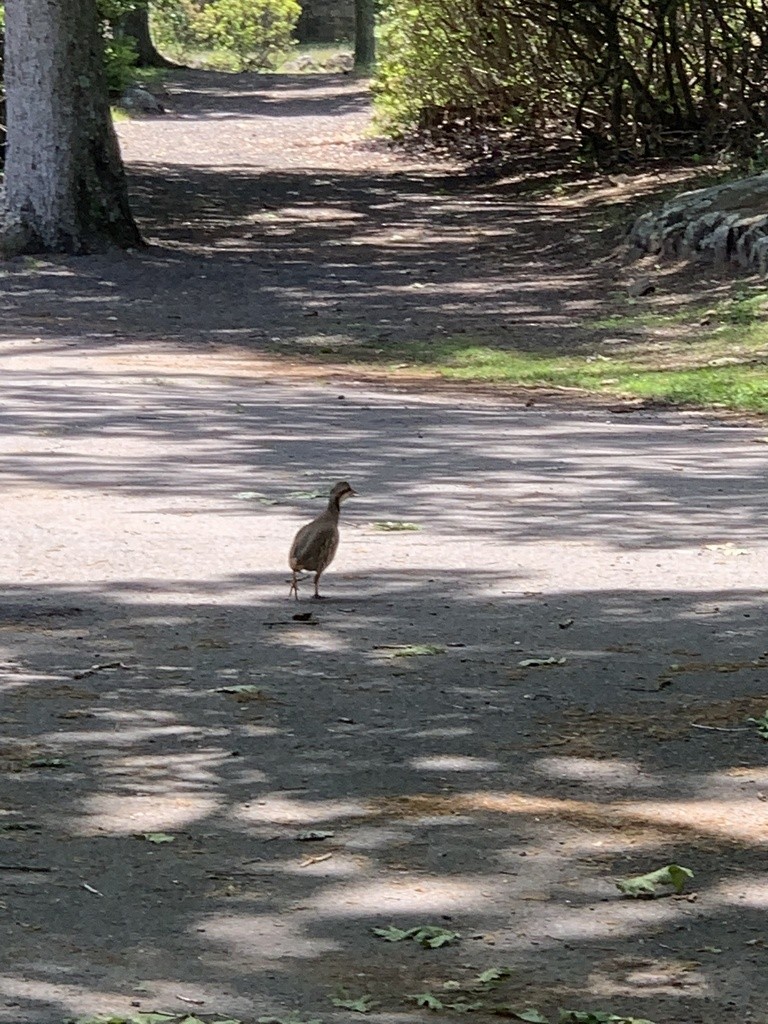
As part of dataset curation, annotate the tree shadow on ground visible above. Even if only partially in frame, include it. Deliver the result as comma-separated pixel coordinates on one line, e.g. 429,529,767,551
0,356,767,548
1,570,767,1024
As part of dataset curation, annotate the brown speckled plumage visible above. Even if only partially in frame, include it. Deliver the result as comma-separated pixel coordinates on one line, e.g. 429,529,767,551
289,481,356,599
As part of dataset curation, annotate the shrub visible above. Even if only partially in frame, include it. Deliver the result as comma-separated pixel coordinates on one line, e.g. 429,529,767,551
375,0,768,162
150,0,209,58
194,0,300,71
104,33,139,94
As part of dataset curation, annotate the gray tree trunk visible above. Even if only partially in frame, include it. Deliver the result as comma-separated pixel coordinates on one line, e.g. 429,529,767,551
354,0,375,69
1,0,142,255
117,6,175,68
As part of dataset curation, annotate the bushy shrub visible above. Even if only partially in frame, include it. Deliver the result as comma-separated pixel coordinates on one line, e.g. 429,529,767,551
104,33,139,94
150,0,208,58
194,0,300,71
375,0,768,162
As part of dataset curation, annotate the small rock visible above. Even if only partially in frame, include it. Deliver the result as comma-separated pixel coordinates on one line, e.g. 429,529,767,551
120,86,166,114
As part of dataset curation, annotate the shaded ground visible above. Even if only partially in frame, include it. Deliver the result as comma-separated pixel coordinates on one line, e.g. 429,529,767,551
1,71,768,1024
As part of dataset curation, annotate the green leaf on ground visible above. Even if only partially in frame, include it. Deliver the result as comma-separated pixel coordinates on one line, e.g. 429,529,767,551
385,644,445,658
517,657,566,668
234,492,279,504
476,968,511,985
372,521,422,531
331,995,378,1013
410,994,445,1010
748,710,768,739
509,1011,549,1023
615,864,693,897
372,925,415,941
141,832,175,844
372,924,459,947
412,925,460,947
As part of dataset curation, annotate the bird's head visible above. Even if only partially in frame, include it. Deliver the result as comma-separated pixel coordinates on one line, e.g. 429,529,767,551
331,481,356,503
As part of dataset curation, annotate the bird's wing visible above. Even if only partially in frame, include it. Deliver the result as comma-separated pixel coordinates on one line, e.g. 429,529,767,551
289,519,339,571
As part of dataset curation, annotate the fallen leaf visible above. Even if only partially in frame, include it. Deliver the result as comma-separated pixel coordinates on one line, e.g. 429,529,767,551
381,644,444,658
141,832,175,844
517,657,566,668
373,924,459,947
409,993,445,1011
476,968,511,984
331,995,378,1013
295,830,334,841
372,521,422,531
616,864,694,898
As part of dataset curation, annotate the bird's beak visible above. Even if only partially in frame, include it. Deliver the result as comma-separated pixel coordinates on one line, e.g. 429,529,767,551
349,488,358,496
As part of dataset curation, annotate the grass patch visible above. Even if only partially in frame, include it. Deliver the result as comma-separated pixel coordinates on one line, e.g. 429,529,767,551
274,286,768,415
391,344,768,413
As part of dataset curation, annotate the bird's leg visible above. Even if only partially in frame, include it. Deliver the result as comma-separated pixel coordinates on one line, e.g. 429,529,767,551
312,572,325,600
289,571,300,600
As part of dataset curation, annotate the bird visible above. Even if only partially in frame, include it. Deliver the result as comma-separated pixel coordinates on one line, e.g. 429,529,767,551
289,481,356,600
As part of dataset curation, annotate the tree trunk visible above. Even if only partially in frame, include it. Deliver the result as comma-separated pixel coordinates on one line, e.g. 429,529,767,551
354,0,376,69
1,0,142,255
117,6,175,68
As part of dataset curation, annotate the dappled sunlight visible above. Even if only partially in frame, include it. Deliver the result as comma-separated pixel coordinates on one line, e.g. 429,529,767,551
199,912,340,963
534,756,661,792
43,723,220,748
708,873,768,908
308,874,488,916
588,960,711,1000
410,754,501,772
236,793,370,825
0,977,153,1021
374,787,768,846
74,790,223,835
506,894,687,948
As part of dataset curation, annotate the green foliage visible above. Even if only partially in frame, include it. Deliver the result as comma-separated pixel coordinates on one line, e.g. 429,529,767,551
373,923,459,946
375,0,768,161
104,33,139,93
193,0,300,70
150,0,210,57
616,864,694,898
748,710,768,739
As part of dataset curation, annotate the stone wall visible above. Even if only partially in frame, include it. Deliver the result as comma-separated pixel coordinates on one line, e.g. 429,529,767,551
296,0,355,43
628,173,768,275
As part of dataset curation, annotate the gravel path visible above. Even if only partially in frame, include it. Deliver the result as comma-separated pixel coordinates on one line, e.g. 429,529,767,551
1,71,768,1024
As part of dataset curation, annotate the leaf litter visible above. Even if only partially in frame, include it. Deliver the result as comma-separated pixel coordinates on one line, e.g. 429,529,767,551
373,924,460,947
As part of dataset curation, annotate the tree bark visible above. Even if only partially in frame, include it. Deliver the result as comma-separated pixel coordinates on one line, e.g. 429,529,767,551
354,0,376,68
1,0,142,255
117,6,176,68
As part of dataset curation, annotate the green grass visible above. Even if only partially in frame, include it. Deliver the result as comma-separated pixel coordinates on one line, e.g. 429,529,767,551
279,287,768,415
435,347,768,412
361,342,768,413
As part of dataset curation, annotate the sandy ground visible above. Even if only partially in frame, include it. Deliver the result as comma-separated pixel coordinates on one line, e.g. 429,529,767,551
1,71,768,1024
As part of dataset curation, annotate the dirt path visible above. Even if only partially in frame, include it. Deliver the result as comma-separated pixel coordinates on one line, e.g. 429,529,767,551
1,72,768,1024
